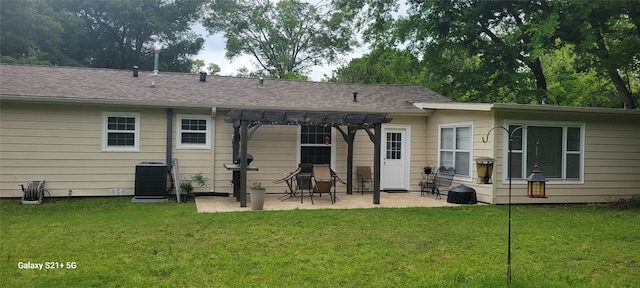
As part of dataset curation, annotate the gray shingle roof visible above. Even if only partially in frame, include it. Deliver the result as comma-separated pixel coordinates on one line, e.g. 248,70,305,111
0,64,452,111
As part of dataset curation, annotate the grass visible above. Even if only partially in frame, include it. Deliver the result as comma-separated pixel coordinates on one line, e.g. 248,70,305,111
1,197,639,287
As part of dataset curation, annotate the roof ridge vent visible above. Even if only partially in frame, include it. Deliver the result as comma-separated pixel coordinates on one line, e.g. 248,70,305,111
200,71,207,82
258,77,264,88
133,66,139,77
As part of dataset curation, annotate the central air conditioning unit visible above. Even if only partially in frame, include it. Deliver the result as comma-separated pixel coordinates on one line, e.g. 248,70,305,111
134,162,168,199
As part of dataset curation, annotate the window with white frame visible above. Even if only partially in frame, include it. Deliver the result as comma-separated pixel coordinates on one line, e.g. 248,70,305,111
506,123,583,181
102,112,140,152
177,114,211,149
299,125,332,164
439,123,472,178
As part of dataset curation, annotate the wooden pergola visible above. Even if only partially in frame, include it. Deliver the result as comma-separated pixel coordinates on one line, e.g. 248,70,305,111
224,109,392,207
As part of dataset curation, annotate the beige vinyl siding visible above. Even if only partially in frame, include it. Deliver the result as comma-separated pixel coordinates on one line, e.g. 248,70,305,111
391,114,428,192
208,112,430,194
171,109,215,191
0,101,166,197
494,110,640,204
211,112,299,194
426,109,495,203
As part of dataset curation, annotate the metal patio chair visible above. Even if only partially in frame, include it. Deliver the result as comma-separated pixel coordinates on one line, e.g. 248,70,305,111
433,167,455,200
312,164,340,204
355,166,373,195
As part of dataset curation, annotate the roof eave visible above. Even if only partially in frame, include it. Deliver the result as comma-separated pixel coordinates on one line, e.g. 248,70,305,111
414,102,640,115
1,94,434,116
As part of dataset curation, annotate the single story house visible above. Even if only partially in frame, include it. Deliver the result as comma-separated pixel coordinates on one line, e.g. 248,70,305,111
1,64,639,204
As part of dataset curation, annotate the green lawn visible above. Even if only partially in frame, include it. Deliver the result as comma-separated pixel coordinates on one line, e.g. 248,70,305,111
1,197,639,287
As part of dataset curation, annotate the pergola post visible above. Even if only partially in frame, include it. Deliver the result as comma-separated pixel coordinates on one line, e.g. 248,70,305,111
373,123,382,204
346,126,356,195
239,120,248,207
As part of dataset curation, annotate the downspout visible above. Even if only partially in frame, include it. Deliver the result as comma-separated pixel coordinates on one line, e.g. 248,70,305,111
210,107,217,191
166,108,173,172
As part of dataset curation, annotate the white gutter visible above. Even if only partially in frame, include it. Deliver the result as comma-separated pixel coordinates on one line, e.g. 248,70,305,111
413,102,640,115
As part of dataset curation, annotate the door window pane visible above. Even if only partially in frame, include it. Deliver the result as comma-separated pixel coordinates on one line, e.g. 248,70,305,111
386,132,402,160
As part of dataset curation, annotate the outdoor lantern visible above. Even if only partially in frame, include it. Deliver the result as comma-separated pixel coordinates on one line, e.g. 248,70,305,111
526,164,547,198
324,135,330,145
475,157,495,184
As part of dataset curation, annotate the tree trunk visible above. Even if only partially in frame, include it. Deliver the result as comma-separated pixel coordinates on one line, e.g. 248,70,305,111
607,68,637,109
592,28,637,109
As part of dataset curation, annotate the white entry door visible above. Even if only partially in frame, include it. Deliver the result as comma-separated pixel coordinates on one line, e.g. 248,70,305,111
381,125,410,190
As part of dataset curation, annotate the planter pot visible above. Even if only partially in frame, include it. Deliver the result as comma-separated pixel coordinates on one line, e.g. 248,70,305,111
250,188,265,210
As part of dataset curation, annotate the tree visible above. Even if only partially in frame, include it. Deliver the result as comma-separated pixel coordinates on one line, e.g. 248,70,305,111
1,0,205,73
203,0,353,78
57,0,205,72
556,0,640,108
329,47,421,84
0,0,65,64
207,63,221,75
192,59,206,73
333,0,639,108
402,1,558,103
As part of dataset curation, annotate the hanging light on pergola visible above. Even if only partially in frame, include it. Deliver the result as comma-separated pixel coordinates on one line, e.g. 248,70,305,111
526,164,547,198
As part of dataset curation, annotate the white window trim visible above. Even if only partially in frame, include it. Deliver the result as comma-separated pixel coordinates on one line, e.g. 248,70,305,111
296,125,336,170
176,114,211,149
102,112,140,152
438,122,474,181
502,120,585,184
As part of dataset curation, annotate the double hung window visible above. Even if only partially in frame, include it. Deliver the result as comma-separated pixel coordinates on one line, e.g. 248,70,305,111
177,115,211,149
102,112,140,152
439,123,472,178
300,125,332,164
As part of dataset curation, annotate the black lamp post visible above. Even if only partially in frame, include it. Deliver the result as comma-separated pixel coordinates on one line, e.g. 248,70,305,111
483,126,544,285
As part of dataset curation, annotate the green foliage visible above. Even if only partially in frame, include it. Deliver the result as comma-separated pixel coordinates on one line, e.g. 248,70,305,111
203,0,353,78
328,47,421,84
555,0,640,108
0,0,204,73
333,0,640,108
1,199,639,287
179,172,210,193
0,0,65,65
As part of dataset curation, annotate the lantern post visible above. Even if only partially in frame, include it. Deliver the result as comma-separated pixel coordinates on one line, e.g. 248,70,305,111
483,126,544,285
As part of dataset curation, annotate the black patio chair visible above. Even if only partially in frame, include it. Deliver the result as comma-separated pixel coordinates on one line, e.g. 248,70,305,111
433,167,455,200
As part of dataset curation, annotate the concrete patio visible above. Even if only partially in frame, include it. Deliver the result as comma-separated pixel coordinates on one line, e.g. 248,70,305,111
195,191,463,213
